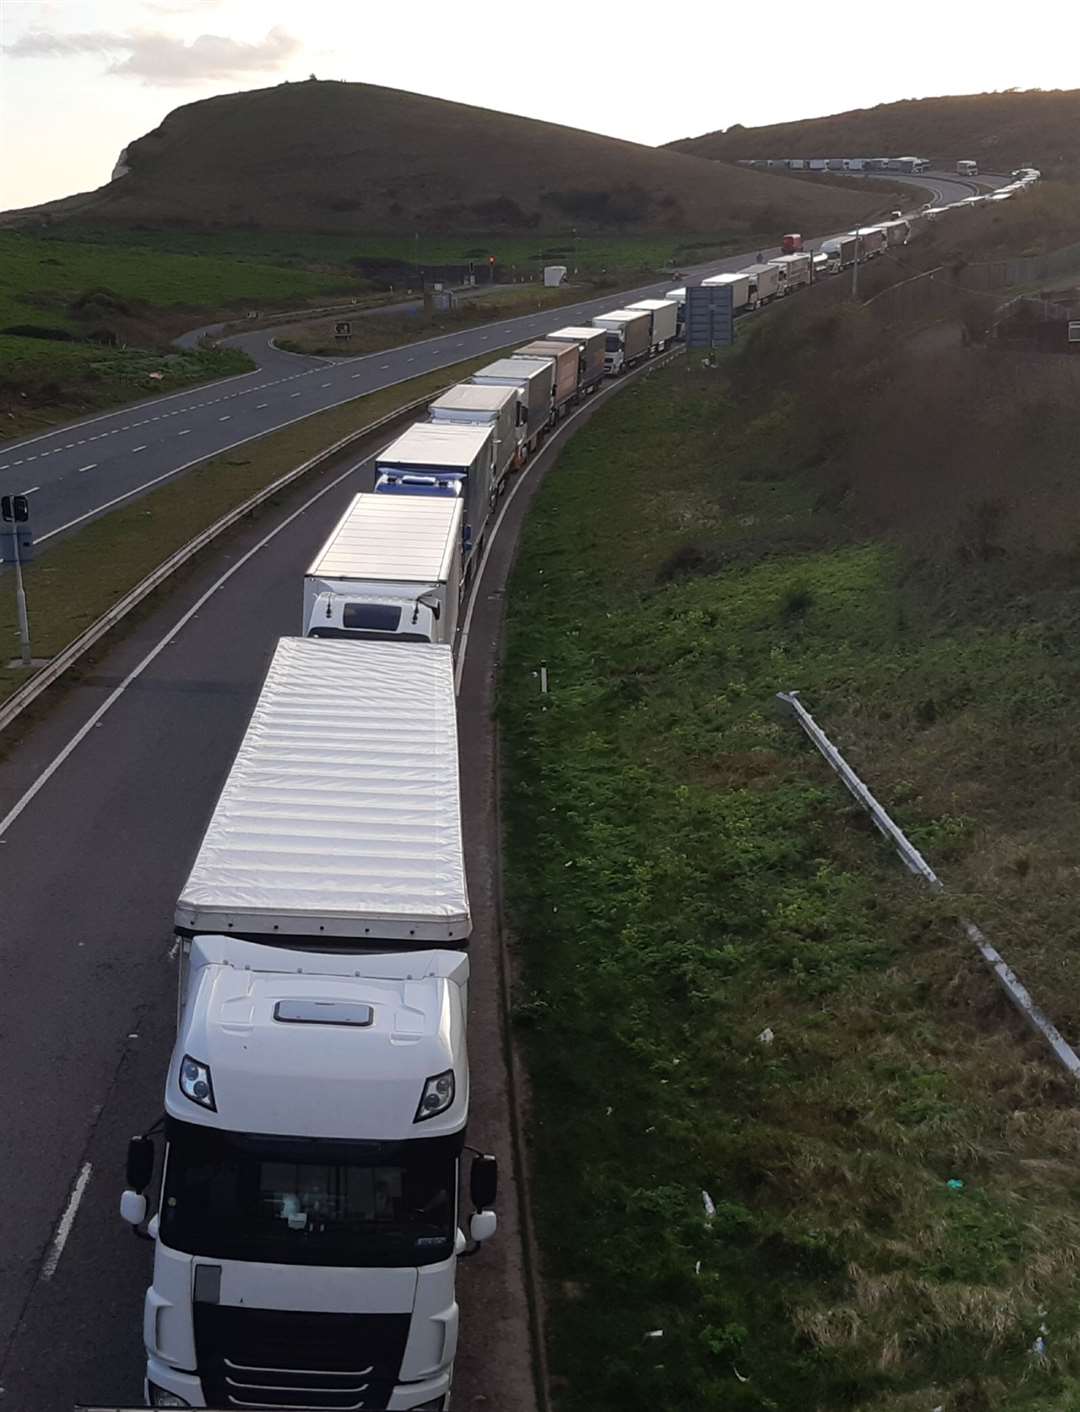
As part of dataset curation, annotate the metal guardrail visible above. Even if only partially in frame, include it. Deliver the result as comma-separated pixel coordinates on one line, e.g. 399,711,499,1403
0,388,439,737
777,689,1080,1082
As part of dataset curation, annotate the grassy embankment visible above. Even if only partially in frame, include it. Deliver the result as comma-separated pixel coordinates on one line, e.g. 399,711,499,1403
501,287,1080,1409
276,283,601,358
32,225,747,286
0,230,362,435
0,343,513,715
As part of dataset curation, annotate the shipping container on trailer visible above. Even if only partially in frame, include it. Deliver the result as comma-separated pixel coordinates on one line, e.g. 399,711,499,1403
743,262,781,306
374,421,496,576
768,252,812,293
591,309,651,375
515,339,580,414
544,326,607,392
625,298,678,353
429,382,521,484
470,356,554,452
302,493,463,646
702,271,753,313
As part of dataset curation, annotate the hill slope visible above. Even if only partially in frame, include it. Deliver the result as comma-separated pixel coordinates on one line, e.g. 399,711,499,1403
4,79,885,236
667,89,1070,173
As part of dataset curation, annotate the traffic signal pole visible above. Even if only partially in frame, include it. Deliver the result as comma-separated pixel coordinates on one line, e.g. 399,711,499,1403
2,493,33,666
12,519,31,667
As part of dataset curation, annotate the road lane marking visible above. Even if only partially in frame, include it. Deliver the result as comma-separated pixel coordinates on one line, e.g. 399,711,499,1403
256,403,268,409
77,464,97,473
23,485,40,495
320,382,331,388
132,445,147,452
42,1161,92,1281
352,373,363,378
219,415,231,422
178,429,191,436
290,391,302,397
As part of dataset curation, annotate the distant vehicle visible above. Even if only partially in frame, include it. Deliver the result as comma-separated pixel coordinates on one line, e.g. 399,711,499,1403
957,159,978,176
544,326,607,394
702,271,753,313
516,338,582,419
744,263,782,307
592,309,651,375
626,298,679,354
768,253,812,294
781,232,803,254
303,493,463,646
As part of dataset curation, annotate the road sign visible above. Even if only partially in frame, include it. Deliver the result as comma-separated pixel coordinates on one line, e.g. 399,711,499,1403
1,493,29,523
335,321,352,338
685,284,734,348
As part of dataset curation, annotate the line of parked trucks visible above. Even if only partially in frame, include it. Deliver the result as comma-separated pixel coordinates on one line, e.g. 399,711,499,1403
116,167,1043,1410
116,298,688,1412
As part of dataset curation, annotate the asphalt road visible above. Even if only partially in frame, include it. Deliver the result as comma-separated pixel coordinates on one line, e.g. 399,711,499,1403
0,172,988,559
0,353,673,1410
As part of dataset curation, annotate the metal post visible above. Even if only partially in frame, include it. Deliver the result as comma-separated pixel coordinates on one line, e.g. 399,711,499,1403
11,521,31,667
851,230,860,300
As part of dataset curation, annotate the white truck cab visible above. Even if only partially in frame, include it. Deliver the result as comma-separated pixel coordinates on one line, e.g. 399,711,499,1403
121,639,496,1411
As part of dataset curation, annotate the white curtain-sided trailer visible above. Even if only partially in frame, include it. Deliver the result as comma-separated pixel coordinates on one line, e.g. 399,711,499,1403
428,382,521,485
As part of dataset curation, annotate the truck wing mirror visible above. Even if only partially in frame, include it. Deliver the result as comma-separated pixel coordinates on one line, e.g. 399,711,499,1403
125,1134,155,1192
120,1189,148,1228
470,1152,498,1210
469,1209,497,1245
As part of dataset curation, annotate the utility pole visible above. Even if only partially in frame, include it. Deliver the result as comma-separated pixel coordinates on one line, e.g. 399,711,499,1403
851,229,861,300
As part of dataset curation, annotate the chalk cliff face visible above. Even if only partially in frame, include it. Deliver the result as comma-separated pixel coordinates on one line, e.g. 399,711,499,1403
111,145,132,181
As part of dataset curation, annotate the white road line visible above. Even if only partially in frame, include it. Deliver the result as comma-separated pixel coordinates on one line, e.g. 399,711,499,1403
77,464,97,473
380,364,390,369
12,460,22,466
25,456,36,463
352,373,363,379
0,453,376,839
320,382,331,388
219,416,231,422
132,445,147,453
290,391,302,397
256,403,268,409
23,485,40,495
178,429,191,436
42,1161,92,1281
407,357,415,363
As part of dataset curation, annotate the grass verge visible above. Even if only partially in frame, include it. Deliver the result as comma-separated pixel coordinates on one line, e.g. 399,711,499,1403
500,356,1080,1411
0,344,515,716
277,284,607,357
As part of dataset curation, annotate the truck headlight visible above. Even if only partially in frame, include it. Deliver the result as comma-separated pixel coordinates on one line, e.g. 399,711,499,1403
148,1385,191,1408
415,1069,455,1122
179,1055,216,1111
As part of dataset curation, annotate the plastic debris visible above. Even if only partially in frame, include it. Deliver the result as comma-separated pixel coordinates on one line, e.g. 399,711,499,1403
733,1365,748,1383
702,1190,716,1220
605,1106,613,1117
645,1330,663,1340
946,1178,964,1191
694,1260,701,1275
1032,1335,1047,1357
758,1027,775,1045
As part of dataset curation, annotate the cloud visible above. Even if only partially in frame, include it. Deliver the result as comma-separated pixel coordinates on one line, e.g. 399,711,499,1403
4,25,301,84
142,1,227,12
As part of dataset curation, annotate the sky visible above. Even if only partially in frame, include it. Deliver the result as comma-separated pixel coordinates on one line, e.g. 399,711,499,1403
3,0,1080,210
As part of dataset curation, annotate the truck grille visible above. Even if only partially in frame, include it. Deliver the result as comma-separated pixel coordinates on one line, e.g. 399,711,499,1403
194,1305,411,1410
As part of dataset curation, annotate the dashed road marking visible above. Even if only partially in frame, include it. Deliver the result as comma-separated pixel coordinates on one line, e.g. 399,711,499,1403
219,415,231,422
132,445,147,453
23,485,40,495
78,464,97,473
42,1161,92,1281
178,429,191,436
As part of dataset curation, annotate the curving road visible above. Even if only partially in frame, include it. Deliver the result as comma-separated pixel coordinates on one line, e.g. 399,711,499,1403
0,173,990,562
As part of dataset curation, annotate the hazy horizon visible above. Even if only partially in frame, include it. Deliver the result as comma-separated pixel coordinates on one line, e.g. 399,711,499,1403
3,0,1079,211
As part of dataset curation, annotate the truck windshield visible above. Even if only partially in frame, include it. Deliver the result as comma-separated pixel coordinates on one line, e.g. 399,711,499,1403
160,1119,458,1268
604,334,620,353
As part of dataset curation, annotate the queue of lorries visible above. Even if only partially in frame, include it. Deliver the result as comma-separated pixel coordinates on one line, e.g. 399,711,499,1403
116,169,1042,1411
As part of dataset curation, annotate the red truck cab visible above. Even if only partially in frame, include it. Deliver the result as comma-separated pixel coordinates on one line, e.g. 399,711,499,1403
781,233,803,254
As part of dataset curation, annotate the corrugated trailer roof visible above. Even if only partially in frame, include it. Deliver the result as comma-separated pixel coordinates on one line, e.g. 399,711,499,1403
378,421,492,470
307,493,460,583
175,638,469,940
429,384,517,414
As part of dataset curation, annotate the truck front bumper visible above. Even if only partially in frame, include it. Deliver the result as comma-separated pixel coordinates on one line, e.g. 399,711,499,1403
145,1355,452,1409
